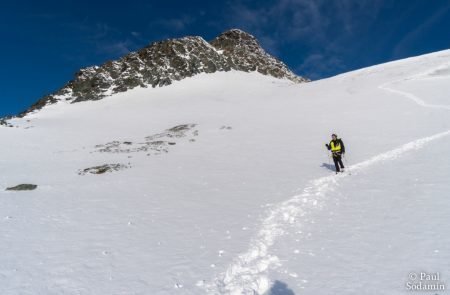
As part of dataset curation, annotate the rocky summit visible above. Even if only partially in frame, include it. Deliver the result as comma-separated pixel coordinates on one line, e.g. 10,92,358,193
22,29,308,116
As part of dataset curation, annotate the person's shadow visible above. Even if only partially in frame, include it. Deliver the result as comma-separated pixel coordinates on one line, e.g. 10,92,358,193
264,280,296,295
321,162,335,171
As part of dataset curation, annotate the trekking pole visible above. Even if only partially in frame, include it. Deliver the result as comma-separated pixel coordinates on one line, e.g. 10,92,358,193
325,145,331,166
343,154,351,175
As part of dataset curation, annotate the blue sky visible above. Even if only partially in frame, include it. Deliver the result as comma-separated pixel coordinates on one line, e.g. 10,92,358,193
1,0,449,117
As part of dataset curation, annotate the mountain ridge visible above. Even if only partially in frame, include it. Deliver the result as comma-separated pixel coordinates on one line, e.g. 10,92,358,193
20,29,308,117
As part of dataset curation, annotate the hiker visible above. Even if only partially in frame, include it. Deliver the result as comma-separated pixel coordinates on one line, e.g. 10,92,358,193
325,134,346,173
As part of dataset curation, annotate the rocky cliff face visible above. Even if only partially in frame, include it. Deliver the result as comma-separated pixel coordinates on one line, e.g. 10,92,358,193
22,29,308,116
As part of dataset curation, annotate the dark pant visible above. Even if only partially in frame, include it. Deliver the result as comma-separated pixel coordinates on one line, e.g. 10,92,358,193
333,153,345,172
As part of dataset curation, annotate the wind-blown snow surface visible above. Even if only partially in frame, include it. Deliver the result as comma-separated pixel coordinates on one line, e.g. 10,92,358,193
1,50,450,295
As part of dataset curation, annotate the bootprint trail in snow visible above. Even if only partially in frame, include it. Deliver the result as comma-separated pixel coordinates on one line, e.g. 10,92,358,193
204,73,450,294
203,129,450,294
379,64,450,111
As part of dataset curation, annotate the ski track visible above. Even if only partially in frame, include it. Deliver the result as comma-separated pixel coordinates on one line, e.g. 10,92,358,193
203,71,450,295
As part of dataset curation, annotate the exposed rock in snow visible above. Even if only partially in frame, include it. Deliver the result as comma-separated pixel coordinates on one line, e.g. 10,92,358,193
93,124,198,156
78,164,130,175
5,184,38,191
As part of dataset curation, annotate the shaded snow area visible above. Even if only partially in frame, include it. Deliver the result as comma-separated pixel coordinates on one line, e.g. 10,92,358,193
1,50,450,295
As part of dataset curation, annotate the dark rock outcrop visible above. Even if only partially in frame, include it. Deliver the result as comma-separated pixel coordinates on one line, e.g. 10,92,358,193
78,164,130,175
6,184,38,191
94,124,198,155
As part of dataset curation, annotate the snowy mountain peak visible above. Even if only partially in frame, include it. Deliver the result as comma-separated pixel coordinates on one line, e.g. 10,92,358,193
211,29,260,50
21,29,308,117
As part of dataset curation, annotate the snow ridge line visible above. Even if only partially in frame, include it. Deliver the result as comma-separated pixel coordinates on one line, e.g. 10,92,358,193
204,129,450,295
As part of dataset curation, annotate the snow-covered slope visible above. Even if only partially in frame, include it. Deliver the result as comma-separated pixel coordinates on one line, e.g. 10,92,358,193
1,49,450,295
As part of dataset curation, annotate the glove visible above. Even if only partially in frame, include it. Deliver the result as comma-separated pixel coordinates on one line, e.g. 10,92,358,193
325,143,329,148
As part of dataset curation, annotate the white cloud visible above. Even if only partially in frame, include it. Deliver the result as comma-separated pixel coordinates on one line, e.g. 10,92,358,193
392,3,450,58
151,15,196,32
96,41,133,56
131,31,141,38
297,53,345,80
63,21,140,57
